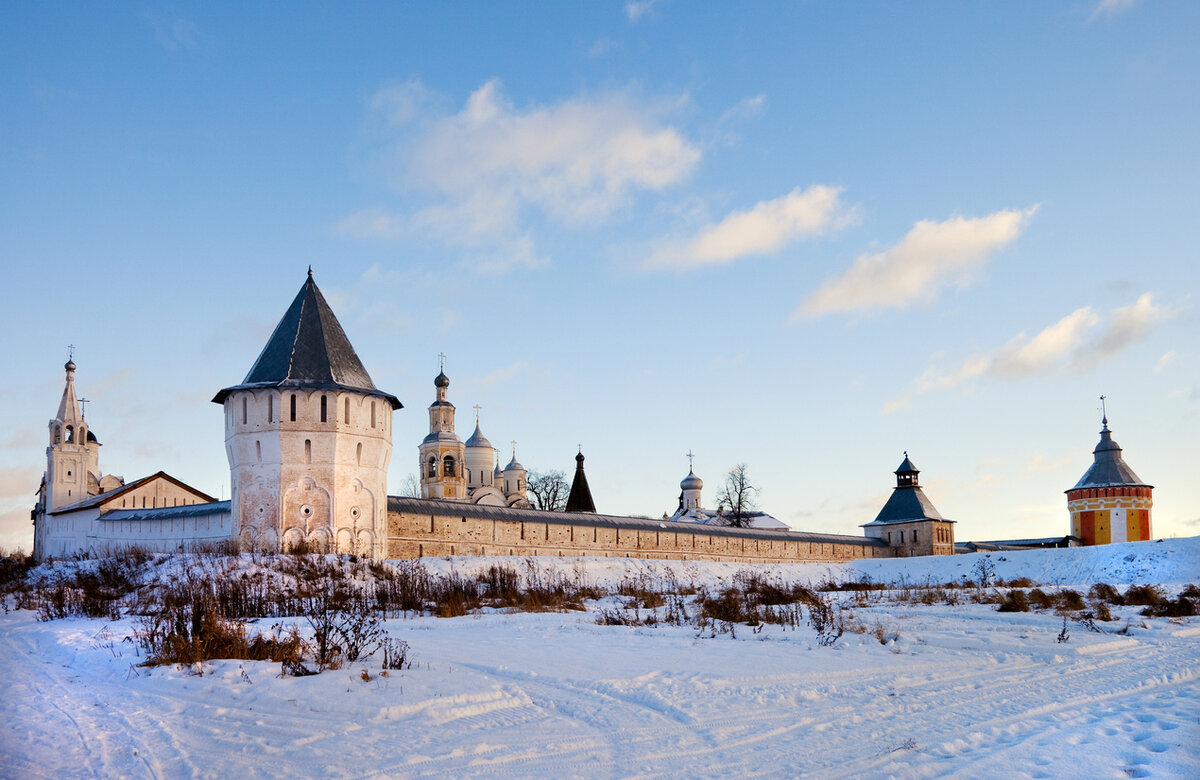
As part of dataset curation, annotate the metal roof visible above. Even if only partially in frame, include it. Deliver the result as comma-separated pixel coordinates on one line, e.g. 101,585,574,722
212,272,401,409
49,471,218,515
894,455,919,474
861,484,949,527
388,495,886,547
565,451,595,513
1069,424,1150,490
465,423,492,449
101,500,231,522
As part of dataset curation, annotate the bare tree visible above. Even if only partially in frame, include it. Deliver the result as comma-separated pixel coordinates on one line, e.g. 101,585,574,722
527,470,570,512
716,464,759,528
398,473,422,498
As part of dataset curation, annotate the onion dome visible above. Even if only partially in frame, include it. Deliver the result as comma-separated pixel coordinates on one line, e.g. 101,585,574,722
65,358,76,372
465,422,492,449
680,468,703,491
504,455,525,472
434,371,450,389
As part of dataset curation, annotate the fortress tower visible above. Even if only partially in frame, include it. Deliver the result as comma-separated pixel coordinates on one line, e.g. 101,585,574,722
1066,403,1153,545
212,271,401,556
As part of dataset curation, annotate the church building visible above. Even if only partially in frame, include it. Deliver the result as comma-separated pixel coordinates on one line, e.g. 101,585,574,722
665,462,788,530
32,355,227,560
417,364,531,507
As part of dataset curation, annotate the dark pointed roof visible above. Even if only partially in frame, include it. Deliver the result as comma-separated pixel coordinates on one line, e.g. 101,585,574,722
1069,421,1150,491
565,450,596,513
862,455,949,527
213,273,401,408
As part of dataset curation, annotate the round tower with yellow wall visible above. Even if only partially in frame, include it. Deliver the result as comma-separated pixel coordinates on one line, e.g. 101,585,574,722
1066,406,1152,545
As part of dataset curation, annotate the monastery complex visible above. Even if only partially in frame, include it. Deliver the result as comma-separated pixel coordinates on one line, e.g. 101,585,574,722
31,274,1152,561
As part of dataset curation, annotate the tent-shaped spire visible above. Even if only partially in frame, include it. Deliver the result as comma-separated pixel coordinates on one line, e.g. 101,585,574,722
861,453,948,528
565,450,596,513
1069,415,1150,490
213,272,401,408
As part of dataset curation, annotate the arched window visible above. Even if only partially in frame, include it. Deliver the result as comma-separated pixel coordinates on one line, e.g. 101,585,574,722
242,398,247,425
305,439,312,464
356,442,362,465
320,396,327,423
427,457,437,478
443,455,456,477
267,395,273,423
370,401,376,428
344,398,350,424
65,425,74,443
290,394,296,422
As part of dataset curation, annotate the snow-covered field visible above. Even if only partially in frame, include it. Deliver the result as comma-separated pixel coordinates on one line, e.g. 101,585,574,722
1,539,1197,779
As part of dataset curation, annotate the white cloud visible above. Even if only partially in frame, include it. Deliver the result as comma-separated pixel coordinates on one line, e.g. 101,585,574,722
1083,293,1163,365
719,94,767,124
625,1,661,22
888,295,1166,410
146,13,200,53
343,79,699,272
798,207,1037,319
1091,0,1139,20
991,306,1100,377
1155,350,1176,372
647,185,853,269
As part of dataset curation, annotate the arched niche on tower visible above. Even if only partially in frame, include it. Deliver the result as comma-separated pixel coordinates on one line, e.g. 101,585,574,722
283,476,331,536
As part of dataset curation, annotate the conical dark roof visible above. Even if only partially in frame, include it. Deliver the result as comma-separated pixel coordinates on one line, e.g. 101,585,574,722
865,486,947,526
213,273,401,408
1069,422,1150,490
565,451,596,513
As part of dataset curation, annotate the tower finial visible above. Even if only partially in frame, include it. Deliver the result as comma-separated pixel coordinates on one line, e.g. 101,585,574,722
68,344,75,361
438,352,446,372
511,440,517,458
1099,394,1108,428
686,449,695,469
473,404,481,423
79,397,89,421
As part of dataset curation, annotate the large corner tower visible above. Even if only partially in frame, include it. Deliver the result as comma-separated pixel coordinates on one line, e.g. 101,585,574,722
213,271,401,556
1066,402,1153,545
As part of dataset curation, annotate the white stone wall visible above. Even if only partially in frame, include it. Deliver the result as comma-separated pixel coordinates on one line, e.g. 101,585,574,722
225,388,393,557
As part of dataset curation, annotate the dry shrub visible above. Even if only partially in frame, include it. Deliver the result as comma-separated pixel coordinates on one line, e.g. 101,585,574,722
1124,584,1164,607
1028,589,1053,609
137,597,305,668
1088,583,1124,605
1005,577,1034,588
1091,602,1114,621
1055,590,1086,611
997,590,1030,612
1140,594,1197,618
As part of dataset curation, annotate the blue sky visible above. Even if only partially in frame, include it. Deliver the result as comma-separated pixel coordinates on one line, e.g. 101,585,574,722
2,1,1197,550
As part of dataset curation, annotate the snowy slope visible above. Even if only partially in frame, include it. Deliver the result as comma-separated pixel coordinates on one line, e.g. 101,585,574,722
1,538,1197,779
